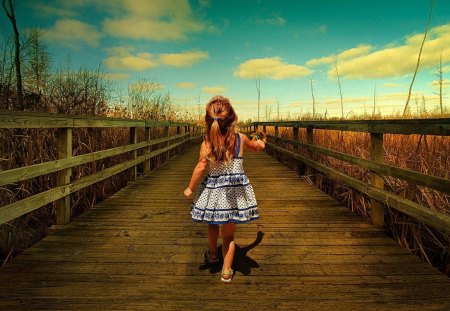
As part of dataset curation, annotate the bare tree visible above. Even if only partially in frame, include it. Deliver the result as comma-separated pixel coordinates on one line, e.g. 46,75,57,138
2,0,23,109
434,52,444,114
0,35,15,109
255,75,261,121
310,78,316,120
276,99,280,120
403,0,434,116
22,28,50,94
333,57,344,119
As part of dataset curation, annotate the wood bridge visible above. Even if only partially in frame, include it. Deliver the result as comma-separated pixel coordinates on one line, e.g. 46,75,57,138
1,111,449,310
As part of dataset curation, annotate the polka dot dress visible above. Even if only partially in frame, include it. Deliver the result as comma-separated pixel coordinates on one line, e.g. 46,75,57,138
191,134,259,224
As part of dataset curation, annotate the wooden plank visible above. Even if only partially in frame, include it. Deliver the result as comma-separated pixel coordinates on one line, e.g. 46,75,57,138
1,145,449,310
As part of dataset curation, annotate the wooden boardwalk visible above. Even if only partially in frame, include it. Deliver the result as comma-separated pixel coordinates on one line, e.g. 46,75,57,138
1,145,449,310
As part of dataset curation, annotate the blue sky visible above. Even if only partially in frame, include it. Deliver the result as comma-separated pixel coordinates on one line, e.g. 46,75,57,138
1,0,450,120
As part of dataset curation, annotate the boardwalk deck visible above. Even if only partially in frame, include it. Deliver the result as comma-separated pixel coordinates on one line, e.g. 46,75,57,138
1,145,449,310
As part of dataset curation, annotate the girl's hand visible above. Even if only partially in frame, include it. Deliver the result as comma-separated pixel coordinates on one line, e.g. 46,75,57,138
184,187,193,198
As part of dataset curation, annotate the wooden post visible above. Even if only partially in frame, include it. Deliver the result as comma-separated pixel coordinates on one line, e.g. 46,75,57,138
164,126,169,162
130,127,137,181
185,125,189,147
306,127,314,176
176,126,181,153
370,132,385,227
56,128,72,225
144,126,151,173
293,127,299,154
274,126,279,144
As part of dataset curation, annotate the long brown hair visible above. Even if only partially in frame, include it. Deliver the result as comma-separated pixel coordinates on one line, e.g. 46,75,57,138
204,95,238,162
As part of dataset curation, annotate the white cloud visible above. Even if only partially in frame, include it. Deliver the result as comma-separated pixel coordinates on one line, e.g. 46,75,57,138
104,48,209,71
159,51,209,67
234,57,313,80
316,22,450,80
176,82,197,89
307,44,373,67
102,0,211,41
306,56,334,67
43,19,101,48
202,86,226,94
104,52,158,71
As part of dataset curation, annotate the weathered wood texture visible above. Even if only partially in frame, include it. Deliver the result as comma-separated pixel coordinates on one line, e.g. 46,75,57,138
253,118,450,135
0,109,192,128
1,146,449,310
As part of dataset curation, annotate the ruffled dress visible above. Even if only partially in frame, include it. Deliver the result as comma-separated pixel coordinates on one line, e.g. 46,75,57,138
191,134,259,224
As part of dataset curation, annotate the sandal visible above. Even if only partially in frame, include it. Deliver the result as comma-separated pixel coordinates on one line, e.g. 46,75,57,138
204,250,219,264
221,268,233,283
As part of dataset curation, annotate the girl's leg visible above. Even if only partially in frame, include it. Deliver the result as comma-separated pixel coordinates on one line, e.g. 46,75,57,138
221,223,236,276
208,224,219,257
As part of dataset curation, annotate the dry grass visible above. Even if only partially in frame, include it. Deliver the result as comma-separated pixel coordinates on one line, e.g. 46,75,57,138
263,124,450,276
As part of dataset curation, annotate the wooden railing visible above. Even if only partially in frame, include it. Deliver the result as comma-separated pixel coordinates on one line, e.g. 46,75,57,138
0,110,203,225
243,119,450,236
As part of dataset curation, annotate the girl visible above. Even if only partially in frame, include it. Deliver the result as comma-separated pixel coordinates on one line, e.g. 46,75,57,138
184,95,265,283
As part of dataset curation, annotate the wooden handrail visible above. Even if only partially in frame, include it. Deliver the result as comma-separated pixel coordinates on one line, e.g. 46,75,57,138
244,119,450,235
252,118,450,135
0,109,192,128
265,134,450,194
0,133,188,186
0,110,204,225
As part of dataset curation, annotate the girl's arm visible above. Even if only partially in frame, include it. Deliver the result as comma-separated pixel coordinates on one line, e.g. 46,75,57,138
241,133,265,152
184,142,208,198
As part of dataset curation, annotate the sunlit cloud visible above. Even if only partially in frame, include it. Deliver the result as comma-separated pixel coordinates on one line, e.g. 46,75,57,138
234,57,313,80
160,51,209,67
104,48,209,71
430,79,450,89
306,44,373,66
317,23,450,80
102,0,211,41
43,19,101,48
442,65,450,73
104,52,158,71
202,86,226,94
176,82,197,89
383,82,404,88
